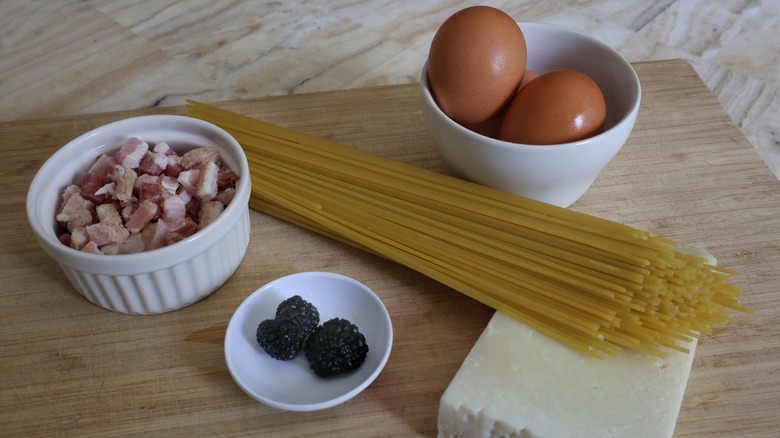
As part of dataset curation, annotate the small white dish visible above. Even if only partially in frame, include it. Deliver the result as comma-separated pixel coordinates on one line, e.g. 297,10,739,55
224,272,393,411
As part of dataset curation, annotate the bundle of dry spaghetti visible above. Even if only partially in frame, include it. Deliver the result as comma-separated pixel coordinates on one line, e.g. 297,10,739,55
187,100,749,359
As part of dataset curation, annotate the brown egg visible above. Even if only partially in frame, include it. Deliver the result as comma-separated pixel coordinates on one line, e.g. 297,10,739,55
519,70,539,88
427,6,527,125
498,70,606,145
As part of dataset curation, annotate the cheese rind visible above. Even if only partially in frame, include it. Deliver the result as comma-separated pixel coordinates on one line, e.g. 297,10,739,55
438,312,697,438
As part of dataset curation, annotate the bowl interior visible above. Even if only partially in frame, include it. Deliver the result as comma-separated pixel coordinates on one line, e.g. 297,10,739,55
224,272,393,411
421,22,640,143
519,22,639,131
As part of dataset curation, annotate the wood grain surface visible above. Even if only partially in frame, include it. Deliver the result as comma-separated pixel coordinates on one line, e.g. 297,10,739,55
1,59,778,437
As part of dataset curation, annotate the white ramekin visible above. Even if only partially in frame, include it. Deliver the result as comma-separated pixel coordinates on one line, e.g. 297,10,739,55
26,115,252,315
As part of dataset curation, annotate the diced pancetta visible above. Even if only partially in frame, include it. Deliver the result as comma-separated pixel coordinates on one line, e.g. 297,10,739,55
101,233,144,255
67,209,94,232
134,174,159,191
123,233,146,254
69,227,90,250
139,151,168,176
163,155,183,177
139,179,165,206
86,154,117,178
196,161,219,201
114,137,149,169
141,219,170,251
94,182,115,198
218,168,240,189
113,165,137,202
179,147,220,170
165,216,198,244
96,203,122,224
60,185,81,207
125,200,158,234
81,172,113,189
198,200,224,230
161,176,179,194
86,222,128,246
87,204,129,246
162,195,187,220
80,182,112,204
177,169,200,193
57,192,95,223
216,187,236,205
176,186,192,204
121,202,136,221
152,141,175,155
81,241,102,254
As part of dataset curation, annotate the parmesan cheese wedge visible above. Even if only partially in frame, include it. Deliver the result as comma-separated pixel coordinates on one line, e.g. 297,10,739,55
438,246,714,438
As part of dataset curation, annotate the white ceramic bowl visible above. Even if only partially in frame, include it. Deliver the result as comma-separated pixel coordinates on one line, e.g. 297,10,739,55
26,115,251,315
421,22,641,207
224,272,393,411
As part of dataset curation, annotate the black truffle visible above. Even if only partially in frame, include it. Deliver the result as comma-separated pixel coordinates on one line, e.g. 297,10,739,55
256,295,319,361
304,318,369,377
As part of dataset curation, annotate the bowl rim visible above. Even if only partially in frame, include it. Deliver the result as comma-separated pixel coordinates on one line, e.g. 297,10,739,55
26,114,251,267
224,271,394,411
420,21,642,152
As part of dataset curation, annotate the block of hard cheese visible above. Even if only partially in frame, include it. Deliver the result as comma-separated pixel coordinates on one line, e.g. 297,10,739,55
438,313,697,437
438,246,713,438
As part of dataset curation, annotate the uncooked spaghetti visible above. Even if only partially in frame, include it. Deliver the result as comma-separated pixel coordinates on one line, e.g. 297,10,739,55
187,100,749,359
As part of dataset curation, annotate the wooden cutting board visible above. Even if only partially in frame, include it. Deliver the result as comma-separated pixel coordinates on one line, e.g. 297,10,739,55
1,59,778,437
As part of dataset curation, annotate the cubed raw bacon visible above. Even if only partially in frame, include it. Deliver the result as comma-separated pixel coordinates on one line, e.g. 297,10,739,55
196,161,219,201
134,174,159,190
86,154,117,178
114,137,149,169
102,233,144,255
186,196,201,219
81,241,102,254
139,179,165,206
80,183,111,204
162,195,187,219
121,202,136,221
139,151,168,176
163,155,183,177
69,227,90,250
216,187,236,205
94,182,115,198
113,165,137,202
59,234,71,247
87,204,130,246
60,184,81,207
165,216,198,244
218,168,240,189
67,209,94,232
152,141,175,155
177,169,200,193
141,220,169,251
86,221,129,246
96,203,122,224
199,200,224,230
161,176,179,194
81,172,112,188
177,186,192,204
179,147,220,170
126,200,158,234
57,192,94,223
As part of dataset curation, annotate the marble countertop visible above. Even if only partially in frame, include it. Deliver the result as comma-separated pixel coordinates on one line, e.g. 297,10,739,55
2,0,778,180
